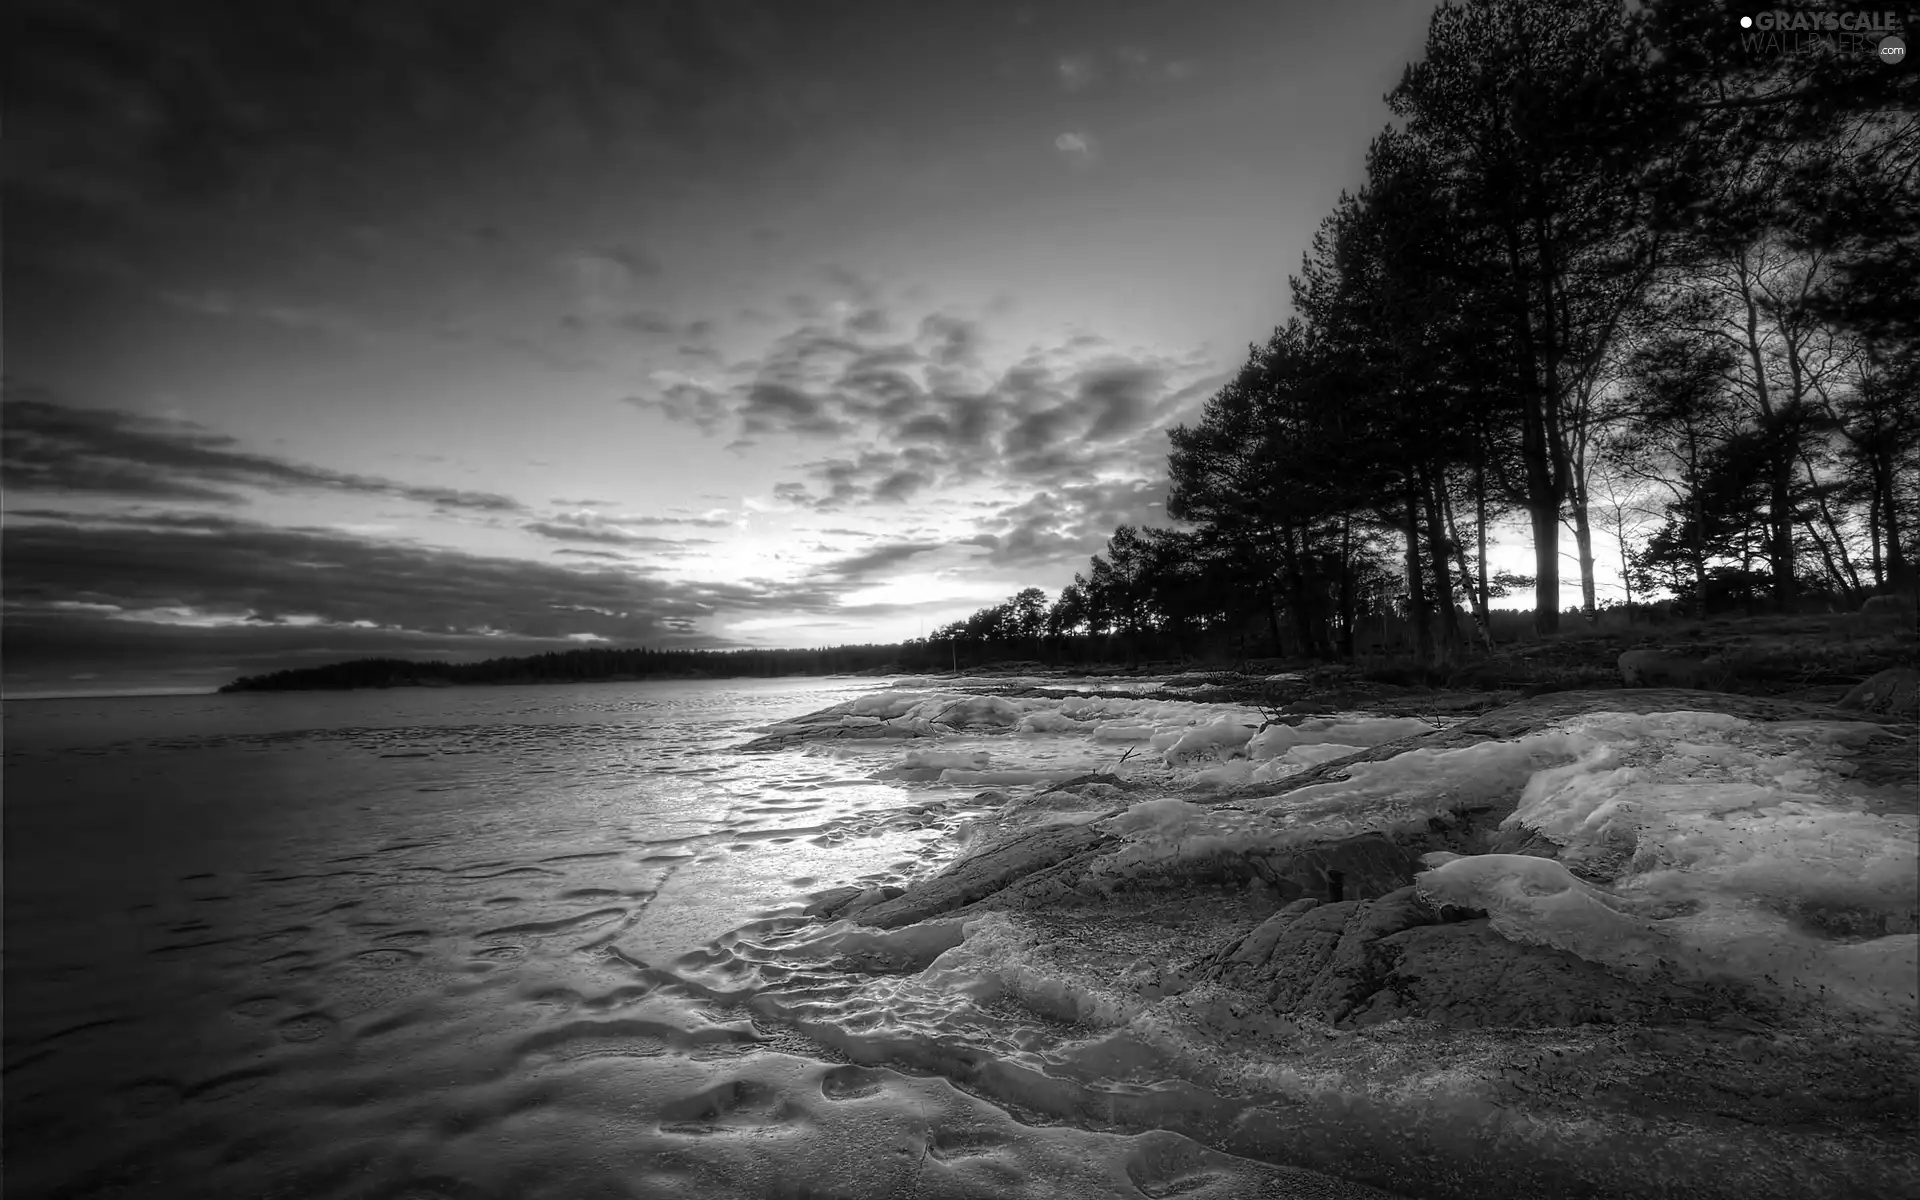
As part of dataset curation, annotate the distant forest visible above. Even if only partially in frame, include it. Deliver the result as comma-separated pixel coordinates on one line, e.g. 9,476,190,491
971,1,1916,674
220,647,919,691
228,1,1917,692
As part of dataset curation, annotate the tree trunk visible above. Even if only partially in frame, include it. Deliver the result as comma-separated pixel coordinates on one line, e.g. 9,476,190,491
1442,481,1495,653
1571,499,1599,626
1281,525,1316,659
1881,453,1913,591
1686,427,1708,618
1405,485,1434,667
1337,514,1356,658
1475,450,1492,633
1567,414,1600,627
1771,437,1798,611
1868,477,1885,589
1421,468,1461,671
1530,502,1561,637
1801,452,1861,595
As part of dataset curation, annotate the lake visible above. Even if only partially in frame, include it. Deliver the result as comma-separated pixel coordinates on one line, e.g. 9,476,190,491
3,676,1396,1200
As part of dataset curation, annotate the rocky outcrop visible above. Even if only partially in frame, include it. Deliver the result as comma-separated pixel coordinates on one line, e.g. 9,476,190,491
1859,593,1917,618
1204,885,1737,1030
1244,830,1427,903
854,822,1116,928
1618,649,1721,688
1838,667,1919,719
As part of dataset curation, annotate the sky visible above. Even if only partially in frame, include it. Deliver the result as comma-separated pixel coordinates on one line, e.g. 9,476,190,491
4,0,1576,697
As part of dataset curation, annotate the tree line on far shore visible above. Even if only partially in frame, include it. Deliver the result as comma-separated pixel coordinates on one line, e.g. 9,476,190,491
216,636,1237,691
973,0,1914,674
220,646,921,691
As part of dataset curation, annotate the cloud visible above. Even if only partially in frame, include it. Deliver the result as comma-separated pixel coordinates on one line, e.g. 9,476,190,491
621,318,1224,503
159,289,371,339
1057,54,1098,91
968,477,1172,569
917,313,982,368
1,509,869,682
1054,131,1098,169
623,378,731,435
815,541,944,579
616,311,680,336
741,381,853,437
7,3,802,235
774,446,943,510
2,389,524,512
522,511,717,548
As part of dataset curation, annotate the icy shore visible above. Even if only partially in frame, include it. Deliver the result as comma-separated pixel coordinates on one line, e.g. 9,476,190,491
738,683,1920,1199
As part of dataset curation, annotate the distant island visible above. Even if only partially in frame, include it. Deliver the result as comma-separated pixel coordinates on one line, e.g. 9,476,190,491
218,645,931,692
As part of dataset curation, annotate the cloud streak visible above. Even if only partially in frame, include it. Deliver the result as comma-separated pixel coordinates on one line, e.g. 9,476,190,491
3,390,526,512
2,510,863,675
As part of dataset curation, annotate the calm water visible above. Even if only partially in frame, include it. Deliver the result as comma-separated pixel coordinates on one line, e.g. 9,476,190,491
3,678,1391,1200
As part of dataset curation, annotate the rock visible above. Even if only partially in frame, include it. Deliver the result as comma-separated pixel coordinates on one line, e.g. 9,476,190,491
1618,649,1719,688
854,822,1115,929
1486,825,1564,860
804,886,866,919
1355,921,1724,1028
1859,593,1916,618
1246,831,1426,903
839,885,907,919
1207,885,1729,1030
1837,667,1920,719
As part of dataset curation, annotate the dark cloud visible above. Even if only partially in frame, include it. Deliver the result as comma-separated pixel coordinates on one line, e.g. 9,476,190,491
1080,364,1163,440
616,311,680,336
741,382,851,437
816,541,944,578
774,447,942,510
2,509,863,683
2,390,525,512
917,313,983,368
622,320,1219,501
523,524,708,550
871,470,930,503
6,0,806,236
622,382,730,435
522,511,717,548
968,477,1172,568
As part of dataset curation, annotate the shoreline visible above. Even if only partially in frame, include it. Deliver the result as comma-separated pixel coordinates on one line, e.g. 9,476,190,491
765,673,1918,1199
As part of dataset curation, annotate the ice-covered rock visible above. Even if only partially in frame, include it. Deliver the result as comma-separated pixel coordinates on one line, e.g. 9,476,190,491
1203,884,1724,1029
1838,667,1918,718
